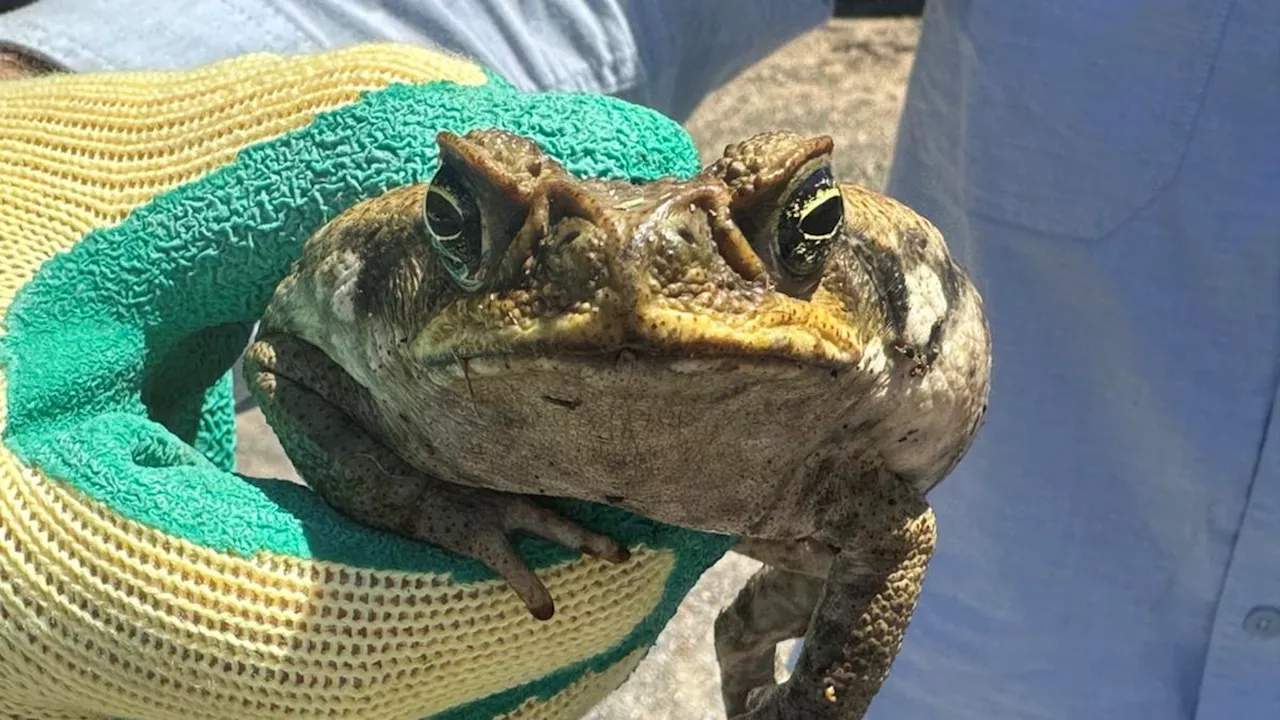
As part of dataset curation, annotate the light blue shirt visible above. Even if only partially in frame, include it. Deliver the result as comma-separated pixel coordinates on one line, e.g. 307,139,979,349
0,0,831,122
868,1,1280,717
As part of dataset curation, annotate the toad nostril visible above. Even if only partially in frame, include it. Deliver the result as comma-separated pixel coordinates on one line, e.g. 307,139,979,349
677,227,697,244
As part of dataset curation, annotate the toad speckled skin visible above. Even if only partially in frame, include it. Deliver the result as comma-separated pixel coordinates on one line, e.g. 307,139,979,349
244,129,991,718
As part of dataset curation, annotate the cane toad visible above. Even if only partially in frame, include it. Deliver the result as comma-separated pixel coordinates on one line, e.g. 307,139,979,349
244,129,991,718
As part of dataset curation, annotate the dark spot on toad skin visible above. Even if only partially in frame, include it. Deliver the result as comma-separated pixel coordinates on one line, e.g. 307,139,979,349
903,227,929,254
352,223,424,319
922,319,944,367
939,258,963,311
849,230,909,342
541,395,583,410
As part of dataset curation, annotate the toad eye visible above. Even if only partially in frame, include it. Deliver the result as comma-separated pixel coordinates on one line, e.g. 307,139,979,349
776,165,842,279
424,165,484,289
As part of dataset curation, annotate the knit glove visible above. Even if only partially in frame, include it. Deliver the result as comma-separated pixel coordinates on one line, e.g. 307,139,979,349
0,44,734,720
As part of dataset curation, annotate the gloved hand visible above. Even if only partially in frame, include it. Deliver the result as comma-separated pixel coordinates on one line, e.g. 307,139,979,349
0,44,734,720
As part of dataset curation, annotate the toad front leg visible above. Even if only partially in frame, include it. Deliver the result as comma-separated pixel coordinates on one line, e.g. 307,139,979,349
243,333,630,620
727,473,936,719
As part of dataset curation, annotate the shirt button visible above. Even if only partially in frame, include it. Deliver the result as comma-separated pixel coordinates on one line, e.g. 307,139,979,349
1243,606,1280,638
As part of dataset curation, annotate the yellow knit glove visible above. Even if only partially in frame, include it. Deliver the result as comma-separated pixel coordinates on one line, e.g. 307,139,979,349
0,44,732,720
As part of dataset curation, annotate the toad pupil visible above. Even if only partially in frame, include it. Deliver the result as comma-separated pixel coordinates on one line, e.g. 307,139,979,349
777,167,843,276
800,194,842,237
425,186,463,239
423,166,485,288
